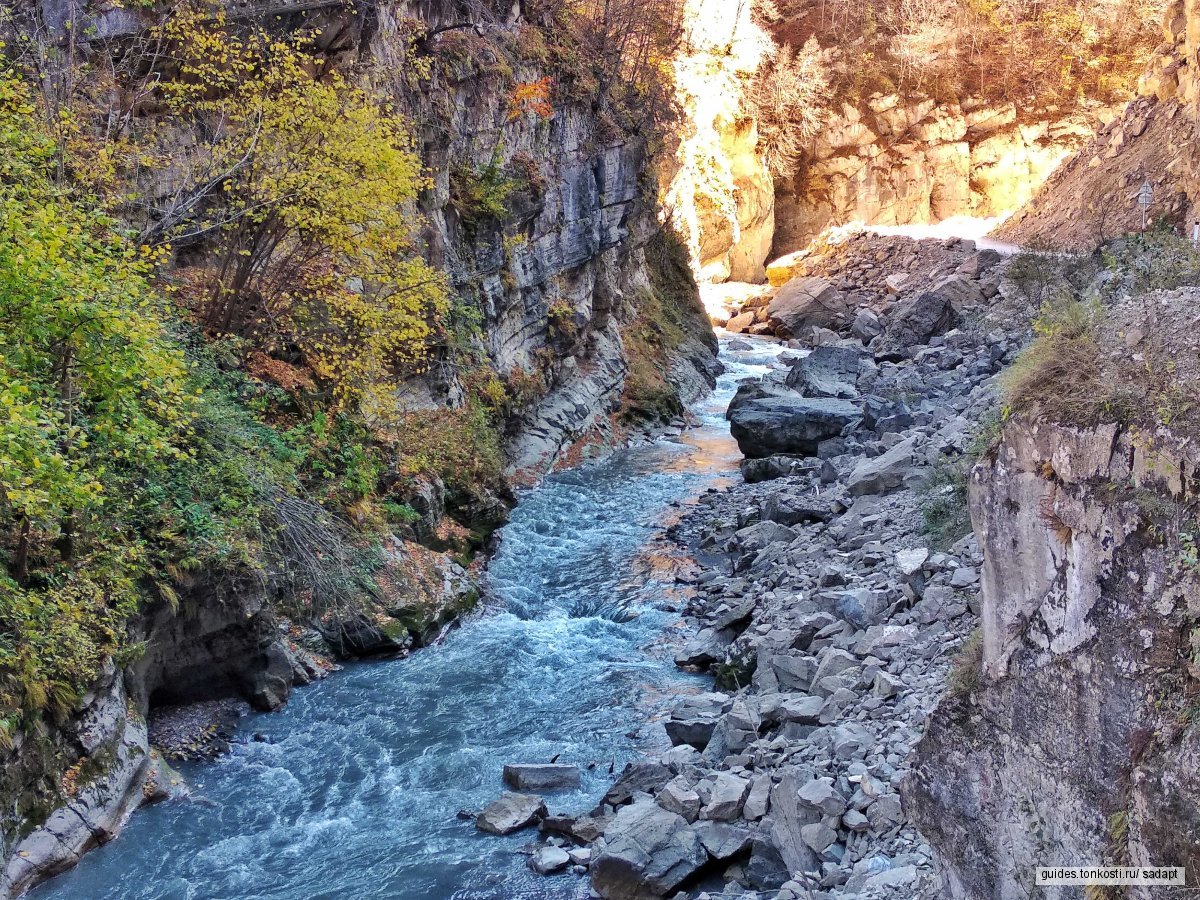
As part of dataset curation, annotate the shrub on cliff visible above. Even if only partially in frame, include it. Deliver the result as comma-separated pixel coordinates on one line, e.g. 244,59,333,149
1000,296,1130,427
745,37,830,177
619,227,710,423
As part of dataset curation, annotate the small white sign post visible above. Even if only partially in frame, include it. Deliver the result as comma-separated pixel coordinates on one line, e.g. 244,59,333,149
1138,180,1153,232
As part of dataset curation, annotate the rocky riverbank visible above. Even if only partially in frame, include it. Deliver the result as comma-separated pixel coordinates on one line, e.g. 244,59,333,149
465,230,1041,898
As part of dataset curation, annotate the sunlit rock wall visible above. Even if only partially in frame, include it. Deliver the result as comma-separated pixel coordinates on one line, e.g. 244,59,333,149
664,0,776,284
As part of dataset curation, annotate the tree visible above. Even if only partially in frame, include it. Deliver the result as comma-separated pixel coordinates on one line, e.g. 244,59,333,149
141,5,448,410
747,38,830,177
544,0,684,128
0,72,191,579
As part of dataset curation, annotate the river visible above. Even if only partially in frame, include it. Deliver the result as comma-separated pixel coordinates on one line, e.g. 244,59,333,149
33,334,787,900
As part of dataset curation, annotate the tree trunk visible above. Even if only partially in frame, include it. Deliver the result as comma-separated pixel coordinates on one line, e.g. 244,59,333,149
14,518,30,586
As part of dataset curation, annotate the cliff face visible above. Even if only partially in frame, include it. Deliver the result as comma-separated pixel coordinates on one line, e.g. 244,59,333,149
395,0,718,472
664,2,1142,276
774,98,1100,252
905,418,1200,899
664,0,777,284
0,580,323,899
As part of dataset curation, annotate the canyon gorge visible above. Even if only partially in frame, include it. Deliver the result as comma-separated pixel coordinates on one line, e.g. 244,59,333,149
3,0,1200,899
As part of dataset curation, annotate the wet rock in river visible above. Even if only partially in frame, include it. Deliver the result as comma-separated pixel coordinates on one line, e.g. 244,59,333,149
502,763,581,792
529,845,571,875
475,792,547,835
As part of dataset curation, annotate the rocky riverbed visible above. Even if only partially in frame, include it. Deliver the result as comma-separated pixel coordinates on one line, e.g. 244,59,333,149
474,230,1042,899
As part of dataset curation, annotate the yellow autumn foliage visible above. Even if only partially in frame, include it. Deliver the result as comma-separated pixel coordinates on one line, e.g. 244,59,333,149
155,5,447,409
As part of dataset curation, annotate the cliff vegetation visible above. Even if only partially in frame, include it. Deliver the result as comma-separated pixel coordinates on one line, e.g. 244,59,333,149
0,0,709,747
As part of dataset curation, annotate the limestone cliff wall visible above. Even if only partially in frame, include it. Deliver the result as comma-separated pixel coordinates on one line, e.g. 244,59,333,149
389,0,713,470
774,97,1102,253
663,3,1122,269
904,420,1200,899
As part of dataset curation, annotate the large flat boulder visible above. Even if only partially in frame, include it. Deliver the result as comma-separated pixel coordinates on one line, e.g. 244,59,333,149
503,763,581,791
591,801,707,899
768,770,827,876
767,277,848,336
729,396,861,458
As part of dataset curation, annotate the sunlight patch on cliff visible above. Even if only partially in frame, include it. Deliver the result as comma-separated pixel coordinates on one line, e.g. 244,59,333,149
664,0,776,285
837,216,1022,255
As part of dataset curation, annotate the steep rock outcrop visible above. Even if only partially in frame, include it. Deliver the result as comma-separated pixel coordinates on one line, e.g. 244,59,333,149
905,420,1200,899
0,574,311,900
384,2,718,473
0,666,171,900
1002,0,1200,248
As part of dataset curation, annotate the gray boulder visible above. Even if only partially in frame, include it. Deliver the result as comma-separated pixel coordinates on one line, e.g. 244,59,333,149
767,276,848,336
663,693,730,749
877,276,968,354
785,346,863,399
656,777,701,822
731,520,798,554
693,821,753,860
530,845,571,874
729,397,861,459
745,837,790,891
851,307,884,342
700,772,750,821
740,455,812,483
503,763,581,792
769,770,822,876
846,438,921,496
762,494,835,526
956,249,1003,277
798,777,847,817
674,627,732,668
602,761,674,808
476,793,547,835
591,802,707,899
778,695,824,725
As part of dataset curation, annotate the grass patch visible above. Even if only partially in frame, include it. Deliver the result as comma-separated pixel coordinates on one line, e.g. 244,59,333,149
921,460,973,551
948,629,984,700
1000,296,1136,427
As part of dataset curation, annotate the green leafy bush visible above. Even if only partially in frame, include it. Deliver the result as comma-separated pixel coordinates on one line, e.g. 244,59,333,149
0,73,308,720
450,144,519,228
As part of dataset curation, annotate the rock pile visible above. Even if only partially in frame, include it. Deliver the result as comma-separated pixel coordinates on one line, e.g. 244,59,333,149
505,236,1037,899
724,231,1004,349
